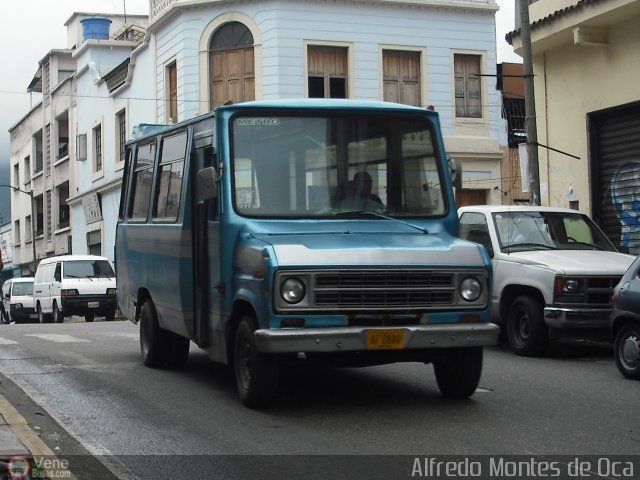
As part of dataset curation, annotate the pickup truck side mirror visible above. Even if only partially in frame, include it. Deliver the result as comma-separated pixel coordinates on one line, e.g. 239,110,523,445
466,229,494,258
197,166,219,201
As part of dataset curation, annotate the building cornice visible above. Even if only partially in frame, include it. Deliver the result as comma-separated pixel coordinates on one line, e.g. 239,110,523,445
148,0,498,31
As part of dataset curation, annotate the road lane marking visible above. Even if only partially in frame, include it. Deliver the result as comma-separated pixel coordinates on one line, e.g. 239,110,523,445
0,337,18,345
24,334,91,343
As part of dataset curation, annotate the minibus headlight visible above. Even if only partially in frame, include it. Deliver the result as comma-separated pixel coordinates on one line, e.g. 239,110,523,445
281,278,306,304
459,277,482,302
107,288,117,295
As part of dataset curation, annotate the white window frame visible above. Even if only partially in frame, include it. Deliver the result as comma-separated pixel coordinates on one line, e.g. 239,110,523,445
378,45,428,107
92,118,104,180
452,50,487,123
114,101,128,171
304,40,354,99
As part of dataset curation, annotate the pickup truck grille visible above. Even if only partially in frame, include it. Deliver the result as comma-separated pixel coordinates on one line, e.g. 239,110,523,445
583,276,621,305
556,276,622,306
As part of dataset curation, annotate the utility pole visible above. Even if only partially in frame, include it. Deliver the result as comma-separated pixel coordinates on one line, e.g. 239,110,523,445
520,0,541,205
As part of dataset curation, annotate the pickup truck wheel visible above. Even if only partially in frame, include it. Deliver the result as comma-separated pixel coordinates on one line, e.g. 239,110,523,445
507,295,548,356
433,347,483,398
139,299,170,368
52,302,64,324
234,316,279,408
614,322,640,380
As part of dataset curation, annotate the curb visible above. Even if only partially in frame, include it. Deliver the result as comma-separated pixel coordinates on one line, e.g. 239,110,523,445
0,393,78,479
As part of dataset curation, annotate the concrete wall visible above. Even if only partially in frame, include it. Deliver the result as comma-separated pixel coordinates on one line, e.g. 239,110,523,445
533,13,640,210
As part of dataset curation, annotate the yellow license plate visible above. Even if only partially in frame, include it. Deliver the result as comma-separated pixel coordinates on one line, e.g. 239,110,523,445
366,329,405,350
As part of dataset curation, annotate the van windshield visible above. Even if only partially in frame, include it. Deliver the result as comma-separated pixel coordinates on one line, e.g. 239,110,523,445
231,112,445,218
12,282,34,296
64,260,115,279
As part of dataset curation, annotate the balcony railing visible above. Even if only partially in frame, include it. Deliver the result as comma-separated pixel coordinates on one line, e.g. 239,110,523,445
150,0,175,20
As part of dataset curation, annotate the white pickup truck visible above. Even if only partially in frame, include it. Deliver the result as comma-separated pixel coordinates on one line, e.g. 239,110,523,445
458,205,635,356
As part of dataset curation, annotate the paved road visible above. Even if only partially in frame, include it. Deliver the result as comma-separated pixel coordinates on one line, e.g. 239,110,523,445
0,321,636,478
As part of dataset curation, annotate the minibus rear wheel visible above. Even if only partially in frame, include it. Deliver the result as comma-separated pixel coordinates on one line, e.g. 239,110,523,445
139,299,170,368
234,315,279,408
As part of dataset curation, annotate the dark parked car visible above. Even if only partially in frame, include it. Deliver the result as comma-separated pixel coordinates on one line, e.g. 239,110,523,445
610,255,640,380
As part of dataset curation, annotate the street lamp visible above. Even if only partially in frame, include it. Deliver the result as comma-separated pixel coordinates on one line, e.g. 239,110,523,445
0,184,38,275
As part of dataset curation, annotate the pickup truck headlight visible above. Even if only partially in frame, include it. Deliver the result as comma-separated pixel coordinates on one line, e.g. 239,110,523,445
554,276,584,303
459,277,482,302
555,277,583,294
281,278,306,304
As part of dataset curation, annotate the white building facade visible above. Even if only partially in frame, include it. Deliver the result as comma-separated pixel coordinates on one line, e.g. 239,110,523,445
9,0,507,272
8,12,149,271
67,14,151,262
148,0,505,205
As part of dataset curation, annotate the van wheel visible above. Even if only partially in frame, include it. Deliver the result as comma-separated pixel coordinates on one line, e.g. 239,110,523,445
139,299,170,368
433,347,483,398
234,316,279,408
507,295,548,356
37,303,51,324
85,313,95,323
52,302,64,324
104,311,116,322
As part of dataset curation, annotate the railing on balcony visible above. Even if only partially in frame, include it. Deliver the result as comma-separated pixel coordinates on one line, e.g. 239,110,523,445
57,137,69,160
150,0,176,20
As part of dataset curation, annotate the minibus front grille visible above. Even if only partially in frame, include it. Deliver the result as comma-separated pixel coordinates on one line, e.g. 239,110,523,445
314,270,455,310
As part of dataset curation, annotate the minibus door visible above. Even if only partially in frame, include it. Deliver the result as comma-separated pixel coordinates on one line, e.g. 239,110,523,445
192,135,221,351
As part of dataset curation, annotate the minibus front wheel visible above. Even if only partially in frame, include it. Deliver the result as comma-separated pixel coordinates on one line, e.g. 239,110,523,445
234,315,279,408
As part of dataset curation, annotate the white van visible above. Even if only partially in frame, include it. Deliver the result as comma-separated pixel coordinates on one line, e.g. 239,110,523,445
2,278,37,324
33,255,117,323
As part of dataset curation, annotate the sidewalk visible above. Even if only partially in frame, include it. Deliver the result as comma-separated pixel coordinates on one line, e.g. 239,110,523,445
0,392,46,476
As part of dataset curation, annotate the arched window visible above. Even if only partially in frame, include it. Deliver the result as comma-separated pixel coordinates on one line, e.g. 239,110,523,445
209,22,255,109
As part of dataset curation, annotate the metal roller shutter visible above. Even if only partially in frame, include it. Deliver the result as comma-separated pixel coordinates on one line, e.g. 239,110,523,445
591,104,640,254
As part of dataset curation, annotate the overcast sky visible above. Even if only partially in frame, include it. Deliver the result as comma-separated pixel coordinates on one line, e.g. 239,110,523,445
0,0,520,220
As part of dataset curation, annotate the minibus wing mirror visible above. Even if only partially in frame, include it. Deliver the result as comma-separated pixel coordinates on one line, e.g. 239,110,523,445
197,167,218,201
449,158,462,189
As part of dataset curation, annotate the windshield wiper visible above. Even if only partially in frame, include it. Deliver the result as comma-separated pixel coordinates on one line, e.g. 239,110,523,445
504,242,558,251
333,210,429,234
565,241,606,251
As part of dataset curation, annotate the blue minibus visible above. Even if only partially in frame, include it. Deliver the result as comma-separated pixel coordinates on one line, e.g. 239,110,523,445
116,99,498,408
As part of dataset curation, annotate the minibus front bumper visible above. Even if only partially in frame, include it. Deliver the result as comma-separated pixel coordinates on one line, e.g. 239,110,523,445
254,323,499,354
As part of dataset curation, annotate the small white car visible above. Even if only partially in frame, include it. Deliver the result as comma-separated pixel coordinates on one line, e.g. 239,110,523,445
458,205,636,356
2,277,37,324
33,255,117,323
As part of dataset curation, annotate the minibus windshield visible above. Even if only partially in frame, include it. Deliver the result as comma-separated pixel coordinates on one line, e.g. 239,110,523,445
231,113,446,218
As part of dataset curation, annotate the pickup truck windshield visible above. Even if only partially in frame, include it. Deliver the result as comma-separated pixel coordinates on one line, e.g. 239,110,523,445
493,211,618,252
231,113,445,218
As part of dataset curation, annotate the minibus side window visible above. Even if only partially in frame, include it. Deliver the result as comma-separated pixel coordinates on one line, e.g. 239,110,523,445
153,131,187,221
118,148,132,221
128,142,156,221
